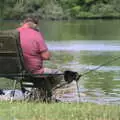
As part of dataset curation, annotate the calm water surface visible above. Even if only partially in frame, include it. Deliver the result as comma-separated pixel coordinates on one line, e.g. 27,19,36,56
0,20,120,104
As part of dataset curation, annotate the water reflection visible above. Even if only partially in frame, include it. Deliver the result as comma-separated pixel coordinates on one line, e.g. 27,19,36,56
40,20,120,40
47,40,120,104
48,40,120,51
84,72,114,95
1,20,120,40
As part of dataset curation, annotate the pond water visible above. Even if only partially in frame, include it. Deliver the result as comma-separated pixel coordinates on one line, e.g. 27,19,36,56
0,20,120,104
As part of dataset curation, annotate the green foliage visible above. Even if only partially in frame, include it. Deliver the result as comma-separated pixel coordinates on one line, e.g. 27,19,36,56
111,0,120,12
3,3,25,19
70,6,81,17
90,2,120,17
78,11,95,18
0,0,120,19
37,1,64,20
91,4,113,14
84,0,94,4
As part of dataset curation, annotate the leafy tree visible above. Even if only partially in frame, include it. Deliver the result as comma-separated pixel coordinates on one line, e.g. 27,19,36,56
0,0,120,19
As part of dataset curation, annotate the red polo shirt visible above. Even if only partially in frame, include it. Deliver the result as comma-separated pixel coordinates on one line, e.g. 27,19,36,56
18,26,48,74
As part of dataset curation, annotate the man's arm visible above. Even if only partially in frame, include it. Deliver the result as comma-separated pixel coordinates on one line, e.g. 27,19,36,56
40,50,51,60
36,31,51,60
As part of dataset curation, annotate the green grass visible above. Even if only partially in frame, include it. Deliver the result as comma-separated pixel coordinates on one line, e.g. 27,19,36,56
0,101,120,120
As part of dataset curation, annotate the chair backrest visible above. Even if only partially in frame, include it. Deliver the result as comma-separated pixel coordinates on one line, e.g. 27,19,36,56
0,30,23,76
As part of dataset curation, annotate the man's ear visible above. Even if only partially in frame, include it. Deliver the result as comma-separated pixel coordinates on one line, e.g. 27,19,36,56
28,22,37,29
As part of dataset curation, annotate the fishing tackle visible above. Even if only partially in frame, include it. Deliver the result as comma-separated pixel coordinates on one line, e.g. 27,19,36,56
63,55,120,102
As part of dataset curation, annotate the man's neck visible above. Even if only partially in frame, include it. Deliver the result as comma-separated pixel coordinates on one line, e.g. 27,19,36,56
18,23,40,32
21,23,30,28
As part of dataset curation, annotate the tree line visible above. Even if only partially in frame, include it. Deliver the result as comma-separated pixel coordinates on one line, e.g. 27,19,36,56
0,0,120,20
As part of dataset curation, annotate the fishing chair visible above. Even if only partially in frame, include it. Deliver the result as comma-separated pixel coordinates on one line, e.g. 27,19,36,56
0,30,57,101
0,30,81,101
0,30,23,100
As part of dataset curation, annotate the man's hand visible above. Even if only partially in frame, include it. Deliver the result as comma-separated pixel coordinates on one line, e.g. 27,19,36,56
41,51,51,60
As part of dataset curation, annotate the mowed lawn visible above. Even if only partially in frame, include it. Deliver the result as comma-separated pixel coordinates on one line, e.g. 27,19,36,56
0,101,120,120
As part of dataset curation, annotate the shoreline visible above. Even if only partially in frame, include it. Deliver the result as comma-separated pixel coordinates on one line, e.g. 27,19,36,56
1,16,120,21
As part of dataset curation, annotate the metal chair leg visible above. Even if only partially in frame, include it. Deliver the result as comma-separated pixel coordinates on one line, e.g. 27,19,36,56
10,80,17,102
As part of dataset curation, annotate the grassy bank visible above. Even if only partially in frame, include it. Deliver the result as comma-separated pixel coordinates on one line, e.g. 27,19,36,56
0,101,120,120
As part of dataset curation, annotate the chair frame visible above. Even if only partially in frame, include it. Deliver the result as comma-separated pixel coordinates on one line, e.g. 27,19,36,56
0,30,63,101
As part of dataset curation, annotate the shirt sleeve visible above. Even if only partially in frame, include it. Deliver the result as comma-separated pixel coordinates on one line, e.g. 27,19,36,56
36,32,48,53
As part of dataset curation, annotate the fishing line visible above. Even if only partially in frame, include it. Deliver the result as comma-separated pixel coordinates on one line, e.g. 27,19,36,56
73,55,120,102
80,55,120,77
51,55,120,78
18,56,120,102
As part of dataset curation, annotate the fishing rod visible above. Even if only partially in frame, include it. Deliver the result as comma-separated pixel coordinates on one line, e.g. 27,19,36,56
37,55,120,102
2,56,119,102
51,55,120,79
72,55,120,102
55,55,120,102
80,55,120,77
